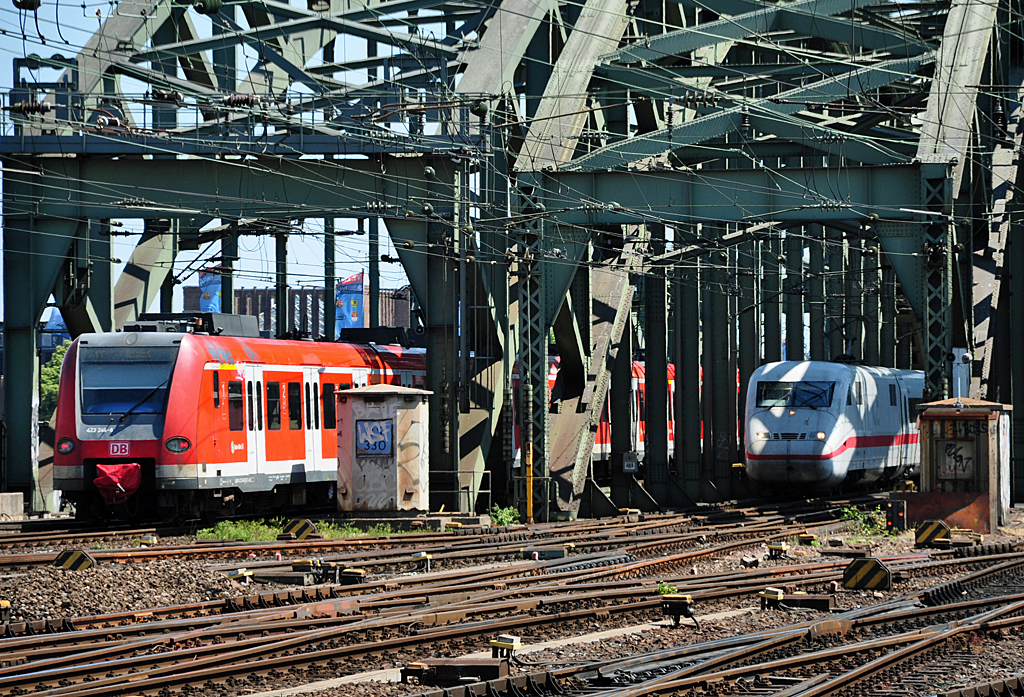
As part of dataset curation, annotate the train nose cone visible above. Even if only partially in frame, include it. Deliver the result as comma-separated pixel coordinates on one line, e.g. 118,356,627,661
744,439,844,489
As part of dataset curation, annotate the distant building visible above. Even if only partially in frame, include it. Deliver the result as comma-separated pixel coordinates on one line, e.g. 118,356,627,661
183,286,413,337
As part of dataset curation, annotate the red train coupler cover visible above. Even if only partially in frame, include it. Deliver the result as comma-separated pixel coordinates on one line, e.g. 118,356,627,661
93,463,142,505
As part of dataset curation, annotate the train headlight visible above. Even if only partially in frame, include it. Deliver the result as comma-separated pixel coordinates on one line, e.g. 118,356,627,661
755,432,770,440
816,432,827,440
165,437,192,453
56,438,75,455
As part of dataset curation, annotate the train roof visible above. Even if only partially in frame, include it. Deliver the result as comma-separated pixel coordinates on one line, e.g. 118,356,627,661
752,361,923,382
74,331,424,366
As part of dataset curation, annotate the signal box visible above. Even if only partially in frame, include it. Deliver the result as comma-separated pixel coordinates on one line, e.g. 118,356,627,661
898,398,1012,534
336,385,431,513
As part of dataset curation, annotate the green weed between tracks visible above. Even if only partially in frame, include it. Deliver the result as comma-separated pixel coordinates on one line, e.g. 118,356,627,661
488,505,521,527
196,518,406,542
840,505,896,539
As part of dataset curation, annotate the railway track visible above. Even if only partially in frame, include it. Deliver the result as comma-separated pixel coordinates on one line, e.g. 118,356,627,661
3,496,1011,696
2,527,1024,695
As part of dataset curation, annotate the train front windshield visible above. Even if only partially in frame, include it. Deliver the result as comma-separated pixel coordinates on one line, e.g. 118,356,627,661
79,346,179,415
756,381,835,408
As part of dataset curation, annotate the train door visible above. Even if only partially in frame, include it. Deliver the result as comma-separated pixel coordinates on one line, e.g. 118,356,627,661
893,375,910,471
244,365,265,474
302,367,322,473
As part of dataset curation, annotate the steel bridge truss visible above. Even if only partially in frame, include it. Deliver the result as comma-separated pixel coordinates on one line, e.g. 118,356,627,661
3,0,1023,514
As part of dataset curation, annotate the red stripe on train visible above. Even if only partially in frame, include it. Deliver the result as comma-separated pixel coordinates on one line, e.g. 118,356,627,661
745,433,920,461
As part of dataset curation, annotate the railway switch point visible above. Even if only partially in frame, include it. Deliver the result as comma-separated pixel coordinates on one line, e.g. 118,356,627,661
0,599,10,624
780,594,836,612
767,542,789,559
412,552,433,572
400,658,508,687
228,568,253,584
489,634,522,658
521,547,566,560
759,587,785,610
797,534,817,546
51,550,96,571
340,568,367,584
661,594,699,629
139,535,158,546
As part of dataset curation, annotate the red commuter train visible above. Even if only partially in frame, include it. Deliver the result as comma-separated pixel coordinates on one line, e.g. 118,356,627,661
53,326,425,521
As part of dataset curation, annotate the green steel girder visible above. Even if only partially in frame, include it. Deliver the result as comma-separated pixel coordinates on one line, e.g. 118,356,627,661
456,0,556,96
2,156,454,221
535,164,922,226
744,114,913,165
130,13,457,65
603,0,916,65
54,220,114,337
566,54,934,172
2,160,88,508
596,61,869,84
911,0,998,397
514,0,631,171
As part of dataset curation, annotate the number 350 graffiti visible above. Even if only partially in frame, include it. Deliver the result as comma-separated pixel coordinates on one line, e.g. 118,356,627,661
357,420,393,456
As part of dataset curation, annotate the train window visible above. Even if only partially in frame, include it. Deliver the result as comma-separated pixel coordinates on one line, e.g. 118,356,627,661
757,382,835,408
228,382,244,431
305,383,312,430
889,384,897,407
247,381,254,431
323,383,336,429
256,381,264,430
79,345,179,416
855,382,863,406
213,371,220,409
266,382,281,430
288,382,302,430
313,384,320,428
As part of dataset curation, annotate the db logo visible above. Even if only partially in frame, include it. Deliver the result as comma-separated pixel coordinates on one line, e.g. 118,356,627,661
109,442,130,456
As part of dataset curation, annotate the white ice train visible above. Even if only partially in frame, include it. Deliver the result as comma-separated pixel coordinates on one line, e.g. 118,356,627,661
744,361,925,490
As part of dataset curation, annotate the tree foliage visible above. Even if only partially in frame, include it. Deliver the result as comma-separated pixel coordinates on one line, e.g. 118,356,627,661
40,341,71,424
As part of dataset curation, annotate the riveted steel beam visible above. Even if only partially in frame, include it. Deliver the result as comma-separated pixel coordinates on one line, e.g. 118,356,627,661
567,54,933,172
912,0,998,397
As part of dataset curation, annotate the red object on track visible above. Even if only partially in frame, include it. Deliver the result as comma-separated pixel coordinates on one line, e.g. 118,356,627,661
93,463,142,505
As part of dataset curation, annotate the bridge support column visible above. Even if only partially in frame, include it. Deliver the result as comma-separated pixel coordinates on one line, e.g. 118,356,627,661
808,224,826,361
785,230,804,361
762,235,781,362
275,232,288,335
826,226,846,358
325,218,335,341
674,249,701,502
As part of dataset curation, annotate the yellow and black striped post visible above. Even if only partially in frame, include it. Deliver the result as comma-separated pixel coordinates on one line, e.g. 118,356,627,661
51,550,97,571
281,519,318,540
915,520,951,548
842,557,892,590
